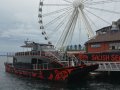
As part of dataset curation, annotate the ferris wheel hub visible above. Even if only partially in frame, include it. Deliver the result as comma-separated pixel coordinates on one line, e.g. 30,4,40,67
73,0,84,9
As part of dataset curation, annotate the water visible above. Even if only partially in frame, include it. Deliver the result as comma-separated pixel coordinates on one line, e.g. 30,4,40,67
0,56,120,90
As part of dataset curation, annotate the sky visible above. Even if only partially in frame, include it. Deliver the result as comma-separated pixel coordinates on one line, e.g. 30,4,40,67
0,0,120,53
0,0,42,52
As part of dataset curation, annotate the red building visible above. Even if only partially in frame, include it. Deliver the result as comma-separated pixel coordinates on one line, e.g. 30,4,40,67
85,19,120,53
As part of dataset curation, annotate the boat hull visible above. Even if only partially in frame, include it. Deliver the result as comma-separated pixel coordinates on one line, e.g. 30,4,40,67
5,63,98,82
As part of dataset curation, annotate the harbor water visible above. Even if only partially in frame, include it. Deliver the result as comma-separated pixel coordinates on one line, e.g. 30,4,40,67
0,56,120,90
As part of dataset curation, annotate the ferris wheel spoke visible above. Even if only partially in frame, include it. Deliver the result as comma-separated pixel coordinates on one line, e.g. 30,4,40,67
85,0,120,5
85,6,120,14
44,9,72,28
48,10,72,38
83,0,89,3
83,0,100,4
78,8,94,38
63,13,78,47
79,15,89,38
77,15,82,43
85,9,111,25
63,0,72,3
83,0,92,2
42,6,73,17
56,9,78,49
65,15,78,48
43,4,72,6
60,11,77,46
56,9,76,48
84,11,98,29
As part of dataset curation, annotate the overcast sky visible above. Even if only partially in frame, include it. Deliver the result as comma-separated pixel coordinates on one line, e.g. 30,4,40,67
0,0,42,52
0,0,120,52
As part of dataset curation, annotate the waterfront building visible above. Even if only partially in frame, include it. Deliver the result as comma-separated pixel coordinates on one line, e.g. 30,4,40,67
85,19,120,53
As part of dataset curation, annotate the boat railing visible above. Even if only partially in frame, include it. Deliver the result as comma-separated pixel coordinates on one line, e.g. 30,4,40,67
67,54,80,65
32,63,49,70
50,51,64,60
7,51,47,56
7,51,64,59
59,60,75,67
32,60,77,70
44,51,61,61
83,61,120,71
4,62,13,66
7,52,15,57
15,51,42,56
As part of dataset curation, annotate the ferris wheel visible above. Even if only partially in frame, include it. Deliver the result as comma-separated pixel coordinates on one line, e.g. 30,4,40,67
38,0,120,50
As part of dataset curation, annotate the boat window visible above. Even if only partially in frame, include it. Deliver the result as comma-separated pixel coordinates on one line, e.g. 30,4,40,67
13,57,17,63
39,45,55,51
109,43,120,50
43,63,48,69
38,59,43,64
112,46,115,50
31,58,37,64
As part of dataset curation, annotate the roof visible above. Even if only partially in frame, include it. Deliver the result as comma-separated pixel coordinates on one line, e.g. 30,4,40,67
85,31,120,44
96,26,111,32
21,42,53,48
96,19,120,33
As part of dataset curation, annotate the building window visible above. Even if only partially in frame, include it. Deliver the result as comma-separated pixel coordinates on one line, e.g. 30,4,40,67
31,58,37,64
112,46,115,50
109,42,120,50
91,44,101,48
13,57,17,63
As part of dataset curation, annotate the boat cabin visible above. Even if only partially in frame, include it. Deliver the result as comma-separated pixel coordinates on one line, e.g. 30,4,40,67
13,41,64,70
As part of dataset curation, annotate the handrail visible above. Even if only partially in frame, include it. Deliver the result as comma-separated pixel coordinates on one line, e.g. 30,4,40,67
7,52,15,57
48,51,63,60
10,51,42,56
32,63,49,70
45,51,61,61
83,61,120,71
67,54,79,62
8,51,64,58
